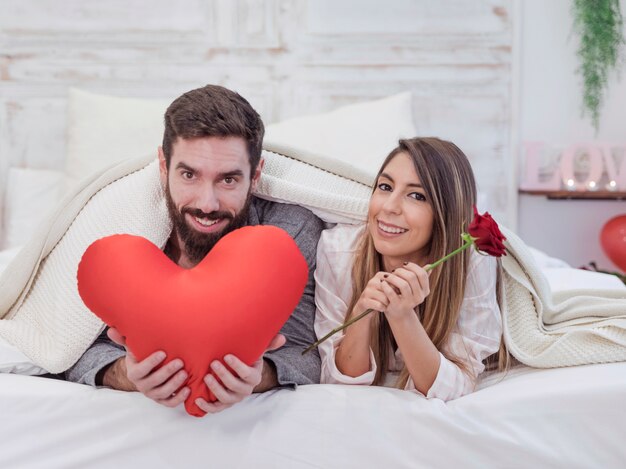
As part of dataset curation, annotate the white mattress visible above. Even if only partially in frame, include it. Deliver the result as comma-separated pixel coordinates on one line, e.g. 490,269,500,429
1,362,625,468
2,240,625,468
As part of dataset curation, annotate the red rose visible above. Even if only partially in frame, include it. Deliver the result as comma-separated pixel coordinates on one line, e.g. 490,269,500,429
467,206,507,257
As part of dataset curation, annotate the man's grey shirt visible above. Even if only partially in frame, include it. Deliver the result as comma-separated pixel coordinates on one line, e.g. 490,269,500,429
65,196,324,388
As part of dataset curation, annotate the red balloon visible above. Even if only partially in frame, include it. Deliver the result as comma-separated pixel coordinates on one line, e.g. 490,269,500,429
600,214,626,273
77,225,308,417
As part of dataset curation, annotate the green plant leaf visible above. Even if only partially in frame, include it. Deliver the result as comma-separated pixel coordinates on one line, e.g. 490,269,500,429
572,0,625,132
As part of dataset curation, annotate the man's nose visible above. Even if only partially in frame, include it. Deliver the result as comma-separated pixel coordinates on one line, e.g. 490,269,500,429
196,185,220,214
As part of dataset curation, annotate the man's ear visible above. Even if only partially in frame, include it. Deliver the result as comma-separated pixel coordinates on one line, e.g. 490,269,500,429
158,146,168,187
250,157,264,192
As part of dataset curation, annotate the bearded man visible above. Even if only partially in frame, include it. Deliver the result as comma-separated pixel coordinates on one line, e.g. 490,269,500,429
66,85,324,414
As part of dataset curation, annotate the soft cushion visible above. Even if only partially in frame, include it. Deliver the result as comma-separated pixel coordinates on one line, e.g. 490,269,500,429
65,88,170,188
2,167,65,249
264,92,417,185
64,89,417,223
77,226,308,417
543,268,626,292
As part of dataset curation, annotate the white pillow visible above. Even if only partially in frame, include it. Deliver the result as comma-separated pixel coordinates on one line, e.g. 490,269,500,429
66,90,416,188
65,88,170,187
2,167,65,249
0,336,48,375
264,92,417,186
543,268,626,293
0,245,22,277
529,247,571,269
64,90,416,224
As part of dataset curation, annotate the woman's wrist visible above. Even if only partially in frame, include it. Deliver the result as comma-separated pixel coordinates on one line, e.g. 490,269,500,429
350,304,377,322
345,307,377,335
336,306,376,375
386,307,419,327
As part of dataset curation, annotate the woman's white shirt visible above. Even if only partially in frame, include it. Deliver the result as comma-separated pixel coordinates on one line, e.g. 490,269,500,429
314,224,502,401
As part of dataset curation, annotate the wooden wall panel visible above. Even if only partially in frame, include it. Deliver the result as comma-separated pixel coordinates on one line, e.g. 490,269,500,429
0,0,514,225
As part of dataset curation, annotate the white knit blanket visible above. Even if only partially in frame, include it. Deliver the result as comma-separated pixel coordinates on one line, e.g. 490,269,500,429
501,227,626,367
1,146,625,372
0,148,370,372
259,144,370,224
0,155,171,372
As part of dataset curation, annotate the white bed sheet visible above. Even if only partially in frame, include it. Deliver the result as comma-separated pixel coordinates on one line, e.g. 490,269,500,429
1,362,625,469
0,245,21,276
1,239,625,468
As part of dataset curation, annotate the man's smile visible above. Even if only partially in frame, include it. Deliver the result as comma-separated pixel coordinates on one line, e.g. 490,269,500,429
186,213,227,233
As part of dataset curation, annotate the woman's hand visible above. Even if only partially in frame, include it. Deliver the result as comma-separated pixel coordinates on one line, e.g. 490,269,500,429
334,272,389,377
353,271,390,318
380,263,430,321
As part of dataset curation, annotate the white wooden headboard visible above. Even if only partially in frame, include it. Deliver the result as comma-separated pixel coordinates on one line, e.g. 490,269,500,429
0,0,516,227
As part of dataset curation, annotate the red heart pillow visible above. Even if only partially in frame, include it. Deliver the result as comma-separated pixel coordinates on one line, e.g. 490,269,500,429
77,225,308,417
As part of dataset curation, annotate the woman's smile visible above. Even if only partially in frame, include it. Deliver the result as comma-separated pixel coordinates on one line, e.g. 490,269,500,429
368,152,434,267
376,219,408,236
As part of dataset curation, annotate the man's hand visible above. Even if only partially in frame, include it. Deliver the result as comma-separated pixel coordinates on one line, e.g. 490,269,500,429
103,328,190,408
194,334,286,415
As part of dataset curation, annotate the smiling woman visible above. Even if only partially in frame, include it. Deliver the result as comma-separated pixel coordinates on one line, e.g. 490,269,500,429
314,137,503,400
368,152,435,269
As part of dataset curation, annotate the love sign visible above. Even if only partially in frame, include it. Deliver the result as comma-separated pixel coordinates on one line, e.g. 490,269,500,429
77,225,309,416
521,142,626,191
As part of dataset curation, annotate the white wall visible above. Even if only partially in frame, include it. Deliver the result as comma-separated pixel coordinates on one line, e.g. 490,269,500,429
2,0,624,269
0,0,515,232
518,0,626,269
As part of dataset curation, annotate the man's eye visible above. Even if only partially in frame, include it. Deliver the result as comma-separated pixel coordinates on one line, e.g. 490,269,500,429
409,192,426,201
377,183,392,192
224,177,236,184
182,171,194,180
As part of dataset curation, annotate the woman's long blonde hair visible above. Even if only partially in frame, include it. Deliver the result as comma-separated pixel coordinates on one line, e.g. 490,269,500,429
347,137,481,387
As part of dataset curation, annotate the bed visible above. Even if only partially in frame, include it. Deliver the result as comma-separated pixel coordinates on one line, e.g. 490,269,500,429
1,359,625,468
1,89,626,468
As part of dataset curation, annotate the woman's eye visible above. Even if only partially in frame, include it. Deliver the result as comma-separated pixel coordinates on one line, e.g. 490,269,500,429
409,192,426,201
377,183,392,192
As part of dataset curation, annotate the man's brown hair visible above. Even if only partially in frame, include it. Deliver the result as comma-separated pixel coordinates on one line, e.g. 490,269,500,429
162,84,264,175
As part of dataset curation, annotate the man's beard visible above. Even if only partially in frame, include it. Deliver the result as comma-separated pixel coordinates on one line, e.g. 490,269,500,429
165,184,251,265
